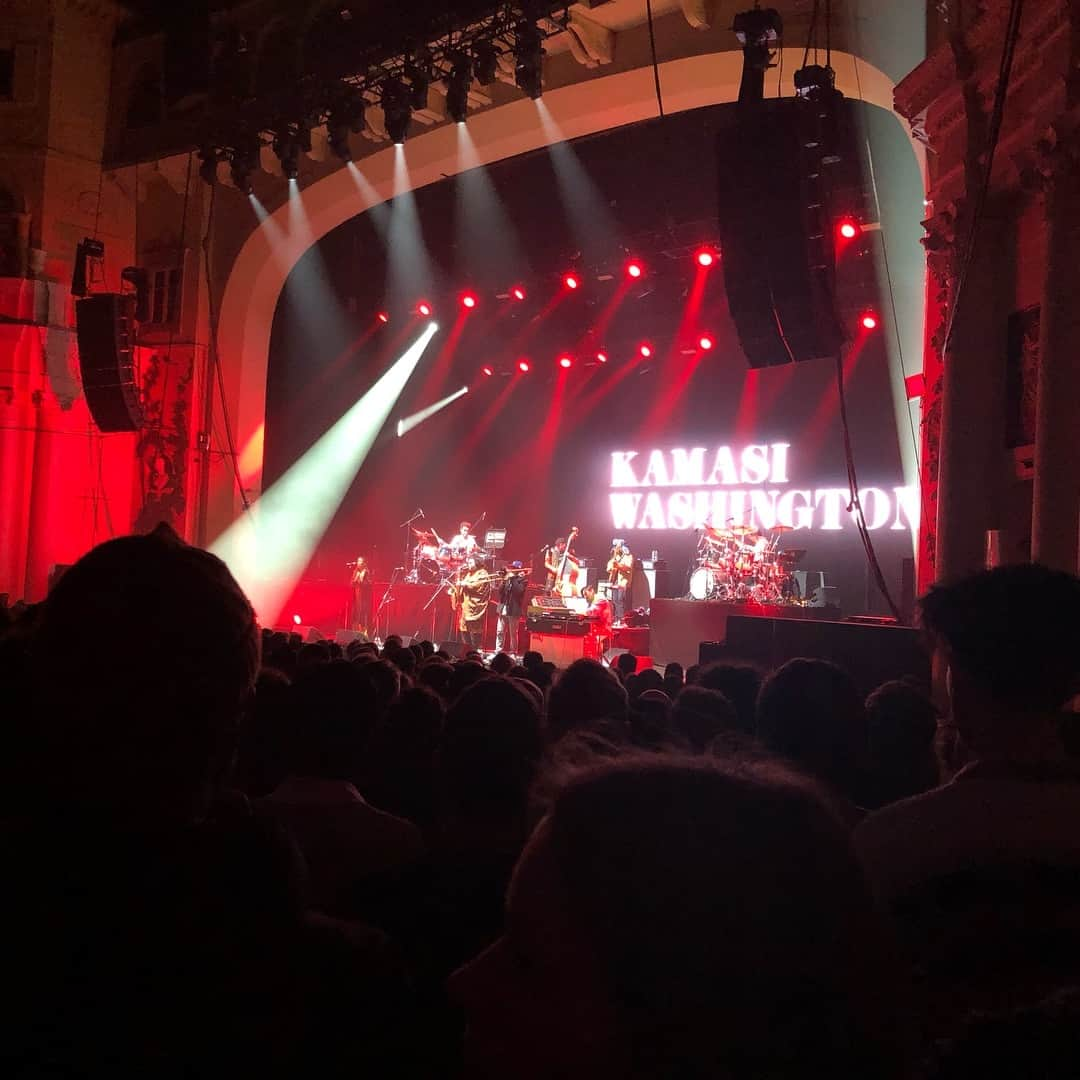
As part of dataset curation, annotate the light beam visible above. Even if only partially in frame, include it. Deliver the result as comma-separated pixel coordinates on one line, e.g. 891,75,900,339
210,322,439,624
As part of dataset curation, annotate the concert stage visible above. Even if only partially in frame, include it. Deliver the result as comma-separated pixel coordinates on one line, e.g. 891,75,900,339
647,598,841,668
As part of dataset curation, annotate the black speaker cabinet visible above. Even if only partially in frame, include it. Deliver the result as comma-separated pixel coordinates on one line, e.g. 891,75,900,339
717,99,845,367
75,293,144,432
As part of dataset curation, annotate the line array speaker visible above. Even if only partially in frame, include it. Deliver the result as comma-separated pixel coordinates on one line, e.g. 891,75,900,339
75,293,144,432
716,98,845,367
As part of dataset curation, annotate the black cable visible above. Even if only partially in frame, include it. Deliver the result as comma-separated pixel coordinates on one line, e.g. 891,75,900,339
201,183,251,513
941,0,1024,359
644,0,664,118
836,348,902,620
802,0,821,71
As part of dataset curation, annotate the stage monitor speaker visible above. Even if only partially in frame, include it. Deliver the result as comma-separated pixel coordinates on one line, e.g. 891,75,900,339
602,648,655,673
75,293,144,432
716,99,845,368
334,629,370,646
276,625,324,643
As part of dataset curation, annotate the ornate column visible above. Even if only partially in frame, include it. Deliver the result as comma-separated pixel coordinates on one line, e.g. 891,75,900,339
1031,120,1080,572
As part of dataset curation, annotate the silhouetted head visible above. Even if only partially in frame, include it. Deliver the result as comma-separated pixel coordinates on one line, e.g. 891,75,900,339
920,564,1080,755
30,524,258,822
452,757,907,1079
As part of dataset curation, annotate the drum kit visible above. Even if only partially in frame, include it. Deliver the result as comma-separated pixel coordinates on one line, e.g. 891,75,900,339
407,528,490,585
689,522,806,604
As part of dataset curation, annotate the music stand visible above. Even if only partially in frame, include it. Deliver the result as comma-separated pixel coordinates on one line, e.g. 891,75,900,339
484,528,507,550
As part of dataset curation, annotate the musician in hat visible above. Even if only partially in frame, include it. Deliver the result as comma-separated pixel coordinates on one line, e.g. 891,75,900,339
496,561,529,656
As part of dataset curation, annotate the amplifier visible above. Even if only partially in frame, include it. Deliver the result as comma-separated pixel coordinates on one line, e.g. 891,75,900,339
526,611,590,636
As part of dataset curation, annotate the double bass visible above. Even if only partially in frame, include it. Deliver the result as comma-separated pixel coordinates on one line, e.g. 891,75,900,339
553,525,582,599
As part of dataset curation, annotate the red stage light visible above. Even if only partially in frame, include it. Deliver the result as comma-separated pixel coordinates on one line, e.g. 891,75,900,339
563,273,579,290
838,219,859,240
596,351,608,364
376,310,389,324
511,286,526,300
861,312,878,330
695,249,716,267
417,300,432,316
482,365,494,376
558,355,573,369
638,342,652,358
518,358,531,373
461,292,477,310
698,334,714,351
292,614,302,626
626,260,643,279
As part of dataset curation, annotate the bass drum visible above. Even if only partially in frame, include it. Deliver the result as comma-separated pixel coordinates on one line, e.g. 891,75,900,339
417,557,442,585
689,566,715,600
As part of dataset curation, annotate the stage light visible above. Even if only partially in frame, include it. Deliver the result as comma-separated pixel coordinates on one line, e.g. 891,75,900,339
482,365,494,376
626,260,644,279
292,614,302,626
474,41,499,85
695,248,716,267
511,285,526,301
518,358,531,373
638,342,652,358
272,129,303,181
558,354,573,369
596,351,608,364
406,55,431,110
327,91,366,161
198,147,219,185
382,79,412,145
563,272,579,290
417,300,432,317
210,322,438,626
698,334,714,350
861,311,878,330
461,292,477,310
228,137,260,195
838,218,859,240
446,53,472,124
376,311,390,324
514,21,543,100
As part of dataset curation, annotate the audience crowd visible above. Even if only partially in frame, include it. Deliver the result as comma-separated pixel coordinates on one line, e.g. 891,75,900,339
3,524,1080,1077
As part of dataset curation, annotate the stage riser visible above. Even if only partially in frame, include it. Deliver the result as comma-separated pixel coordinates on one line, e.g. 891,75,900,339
722,615,929,696
649,598,836,668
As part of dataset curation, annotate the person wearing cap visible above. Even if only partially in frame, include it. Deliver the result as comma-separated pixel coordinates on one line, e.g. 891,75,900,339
496,561,529,656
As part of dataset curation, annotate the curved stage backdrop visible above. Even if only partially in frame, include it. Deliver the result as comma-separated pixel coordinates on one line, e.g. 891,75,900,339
264,103,914,632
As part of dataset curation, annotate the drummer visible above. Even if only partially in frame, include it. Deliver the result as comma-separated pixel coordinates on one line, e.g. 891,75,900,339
433,521,479,559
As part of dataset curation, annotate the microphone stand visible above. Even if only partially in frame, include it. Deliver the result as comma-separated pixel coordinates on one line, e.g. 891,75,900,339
400,509,423,581
374,566,401,644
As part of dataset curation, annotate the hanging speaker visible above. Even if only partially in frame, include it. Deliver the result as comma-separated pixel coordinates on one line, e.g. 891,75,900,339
75,293,144,433
717,98,845,367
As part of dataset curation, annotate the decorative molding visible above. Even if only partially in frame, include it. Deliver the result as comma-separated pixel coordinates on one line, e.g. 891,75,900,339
565,12,615,68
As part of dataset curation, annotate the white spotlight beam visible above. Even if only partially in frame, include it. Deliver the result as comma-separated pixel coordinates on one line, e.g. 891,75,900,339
211,322,439,625
396,384,469,438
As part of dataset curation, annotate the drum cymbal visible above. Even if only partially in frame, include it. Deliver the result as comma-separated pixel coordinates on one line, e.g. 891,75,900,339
412,527,435,539
729,524,756,536
703,524,734,541
770,524,795,533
